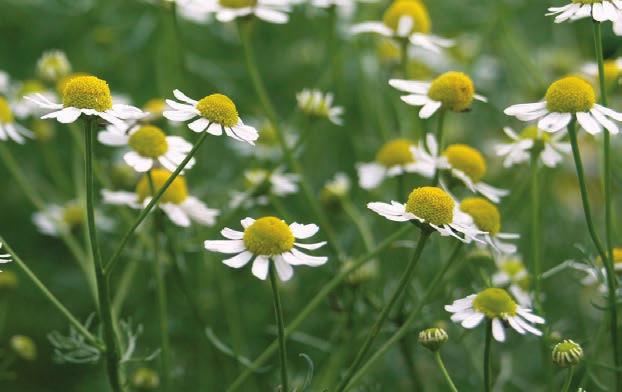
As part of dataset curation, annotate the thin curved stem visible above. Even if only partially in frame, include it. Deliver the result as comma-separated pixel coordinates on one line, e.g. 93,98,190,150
561,367,575,392
269,262,289,392
530,150,542,312
484,320,492,392
434,351,458,392
335,229,431,392
432,110,446,186
85,119,123,391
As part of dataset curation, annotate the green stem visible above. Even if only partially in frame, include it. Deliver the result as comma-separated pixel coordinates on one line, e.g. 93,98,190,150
561,367,575,392
567,119,619,384
268,262,289,392
434,351,458,392
340,197,374,252
343,241,463,390
0,236,103,349
530,150,542,312
84,119,123,391
237,20,344,259
226,225,414,392
484,320,492,392
104,131,208,274
432,110,446,186
335,229,431,392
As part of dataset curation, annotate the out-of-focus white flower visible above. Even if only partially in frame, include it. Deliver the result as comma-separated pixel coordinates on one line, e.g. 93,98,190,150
33,201,113,237
230,168,299,209
296,89,344,125
178,0,291,24
495,126,570,168
36,50,72,82
547,0,622,24
0,96,33,144
492,255,532,307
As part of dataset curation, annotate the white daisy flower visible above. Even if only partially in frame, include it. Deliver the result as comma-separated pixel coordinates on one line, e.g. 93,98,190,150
445,288,545,342
356,138,427,190
495,126,571,168
547,0,622,23
163,89,259,145
98,123,196,173
459,196,519,254
323,172,351,199
10,80,55,119
367,186,485,243
570,248,622,293
296,89,344,125
36,50,71,83
492,255,532,307
389,72,487,119
504,76,622,135
141,98,168,122
0,243,12,272
0,96,33,144
102,168,219,228
25,75,146,127
183,0,291,24
32,201,113,237
581,58,622,88
204,216,328,281
410,134,509,203
230,168,299,209
350,1,453,53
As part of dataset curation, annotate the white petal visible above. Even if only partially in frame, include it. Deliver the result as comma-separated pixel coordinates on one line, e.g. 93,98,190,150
419,100,442,119
461,312,485,329
576,112,602,135
251,256,270,280
290,223,319,239
273,256,294,281
160,204,191,227
294,241,326,250
223,251,253,268
188,117,210,133
204,239,246,254
221,227,244,240
492,318,506,342
173,89,198,105
357,162,386,189
123,151,154,172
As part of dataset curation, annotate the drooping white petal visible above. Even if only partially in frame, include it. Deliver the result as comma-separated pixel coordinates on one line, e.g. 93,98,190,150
251,256,270,280
492,318,506,342
290,223,319,239
204,239,246,254
223,251,253,268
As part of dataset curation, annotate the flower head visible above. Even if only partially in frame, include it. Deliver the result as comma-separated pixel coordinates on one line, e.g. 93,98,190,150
445,288,545,342
181,0,291,24
163,89,258,145
495,125,571,168
552,339,583,367
357,138,426,189
33,201,113,237
460,197,518,254
320,172,351,207
296,89,343,125
547,0,622,23
0,96,33,144
204,217,327,281
36,50,71,82
418,327,448,352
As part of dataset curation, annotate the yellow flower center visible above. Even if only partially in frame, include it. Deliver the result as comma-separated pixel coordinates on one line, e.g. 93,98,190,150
545,76,595,113
243,216,295,256
136,168,188,204
443,144,487,183
0,97,14,123
143,98,166,115
128,125,169,158
519,125,550,142
460,197,501,235
62,75,113,112
17,80,46,97
375,139,414,167
405,186,454,225
382,1,431,35
219,0,257,8
62,203,84,228
428,72,476,112
603,60,621,87
56,72,90,96
132,367,161,390
196,94,239,128
472,288,517,319
500,259,525,278
595,247,622,275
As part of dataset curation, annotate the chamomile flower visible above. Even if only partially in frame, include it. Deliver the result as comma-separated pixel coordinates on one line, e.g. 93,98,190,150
0,243,12,272
296,89,344,125
98,124,196,173
389,72,487,119
0,96,33,144
367,186,485,243
32,201,113,237
25,75,145,126
322,172,351,200
142,98,167,121
102,168,219,228
410,134,508,203
350,1,453,53
547,0,622,23
495,126,571,168
581,58,622,89
504,76,622,135
571,247,622,292
204,216,328,281
492,255,532,306
552,339,584,367
230,168,299,208
445,288,545,342
356,139,426,189
11,80,55,119
163,89,259,145
36,50,71,82
186,0,292,24
460,197,519,254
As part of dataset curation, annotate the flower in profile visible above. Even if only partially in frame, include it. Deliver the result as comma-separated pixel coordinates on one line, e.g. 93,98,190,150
0,96,33,144
204,216,327,281
10,79,55,119
320,172,351,206
184,0,291,24
230,168,299,208
581,58,622,90
495,126,571,168
552,339,583,367
26,75,145,126
410,134,508,203
368,186,485,243
102,168,219,227
163,89,259,145
0,242,12,272
547,0,622,23
296,89,343,125
418,327,448,352
350,1,453,53
36,50,71,82
504,76,622,135
460,197,519,254
356,139,426,189
98,124,196,173
492,255,532,306
33,201,113,237
389,71,487,119
571,247,622,292
445,287,545,342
